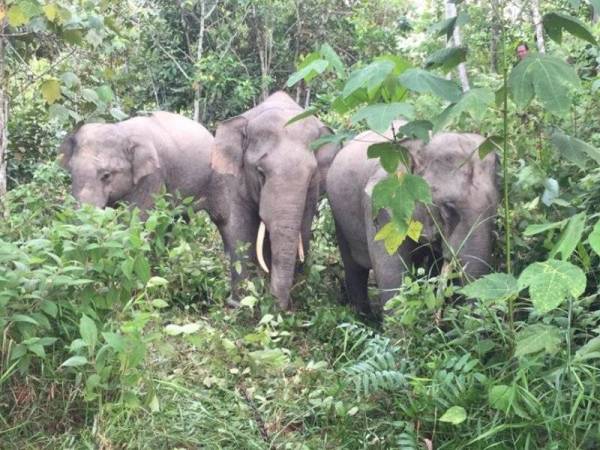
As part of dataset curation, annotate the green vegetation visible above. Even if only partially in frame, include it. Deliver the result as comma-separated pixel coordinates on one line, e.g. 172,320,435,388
2,0,600,449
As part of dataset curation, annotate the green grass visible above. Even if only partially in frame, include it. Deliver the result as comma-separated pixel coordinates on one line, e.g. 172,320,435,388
2,164,600,449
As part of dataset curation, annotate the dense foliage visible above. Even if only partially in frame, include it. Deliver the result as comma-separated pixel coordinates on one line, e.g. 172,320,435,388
1,0,600,449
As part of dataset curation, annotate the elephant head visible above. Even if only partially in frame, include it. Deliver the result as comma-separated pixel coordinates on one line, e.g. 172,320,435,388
60,123,160,209
210,92,329,309
410,133,498,281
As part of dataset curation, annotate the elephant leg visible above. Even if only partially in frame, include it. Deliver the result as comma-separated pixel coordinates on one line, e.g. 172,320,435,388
297,180,319,274
218,211,260,302
365,210,414,312
335,223,372,317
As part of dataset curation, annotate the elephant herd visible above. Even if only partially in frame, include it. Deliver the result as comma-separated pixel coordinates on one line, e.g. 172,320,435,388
60,90,499,318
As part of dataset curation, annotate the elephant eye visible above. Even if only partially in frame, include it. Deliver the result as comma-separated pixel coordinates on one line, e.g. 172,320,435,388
256,166,266,184
440,204,460,234
100,171,112,184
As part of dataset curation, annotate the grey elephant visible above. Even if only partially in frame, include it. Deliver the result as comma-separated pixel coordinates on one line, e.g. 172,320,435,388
327,126,499,317
60,112,214,215
208,91,337,310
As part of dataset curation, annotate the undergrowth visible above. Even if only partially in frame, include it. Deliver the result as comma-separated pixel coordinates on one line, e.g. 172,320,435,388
1,163,600,449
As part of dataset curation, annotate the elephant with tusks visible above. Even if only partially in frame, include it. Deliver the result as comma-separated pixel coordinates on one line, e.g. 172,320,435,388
208,91,337,310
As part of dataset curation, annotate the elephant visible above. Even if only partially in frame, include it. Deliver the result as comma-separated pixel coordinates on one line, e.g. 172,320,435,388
326,126,499,317
60,112,214,215
208,91,337,310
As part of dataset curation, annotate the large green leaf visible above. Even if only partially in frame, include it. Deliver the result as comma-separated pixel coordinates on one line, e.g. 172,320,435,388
574,335,600,362
249,348,290,369
367,142,410,173
587,218,600,256
343,60,396,99
477,135,503,159
508,54,580,117
549,212,586,260
518,260,586,313
372,173,432,253
310,131,355,151
488,385,513,411
286,59,329,87
425,47,468,73
551,131,600,168
96,85,114,103
48,104,70,123
398,120,433,142
376,55,411,101
80,314,98,351
398,69,461,103
82,88,100,104
523,220,566,236
434,87,494,131
319,43,345,76
515,324,562,358
428,13,468,40
543,12,597,46
439,406,467,425
62,29,83,45
460,273,520,302
428,16,458,40
350,102,415,133
61,356,88,368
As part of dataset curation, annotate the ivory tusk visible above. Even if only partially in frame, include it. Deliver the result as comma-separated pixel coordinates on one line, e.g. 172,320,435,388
298,234,305,263
256,221,270,273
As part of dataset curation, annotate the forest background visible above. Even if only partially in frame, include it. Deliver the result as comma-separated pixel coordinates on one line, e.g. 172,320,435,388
1,0,600,448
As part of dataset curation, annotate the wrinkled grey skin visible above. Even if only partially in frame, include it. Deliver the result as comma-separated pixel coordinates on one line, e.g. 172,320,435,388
327,127,499,317
209,91,337,310
60,112,214,215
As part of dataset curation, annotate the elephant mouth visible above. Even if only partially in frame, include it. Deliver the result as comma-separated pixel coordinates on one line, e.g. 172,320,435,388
255,221,304,273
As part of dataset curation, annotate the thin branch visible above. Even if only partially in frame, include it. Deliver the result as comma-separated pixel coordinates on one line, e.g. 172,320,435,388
153,38,192,81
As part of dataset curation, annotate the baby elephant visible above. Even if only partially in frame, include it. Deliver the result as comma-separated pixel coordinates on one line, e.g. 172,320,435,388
60,112,214,215
327,127,499,317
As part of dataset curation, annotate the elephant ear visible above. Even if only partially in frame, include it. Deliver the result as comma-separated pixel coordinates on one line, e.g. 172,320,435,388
130,140,161,185
315,126,339,196
59,134,77,168
211,116,248,176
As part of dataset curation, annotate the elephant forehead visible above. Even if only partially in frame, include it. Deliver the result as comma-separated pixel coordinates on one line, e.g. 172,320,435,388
71,148,130,171
248,109,320,143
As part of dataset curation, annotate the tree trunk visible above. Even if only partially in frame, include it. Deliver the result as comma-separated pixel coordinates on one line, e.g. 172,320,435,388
489,0,501,73
192,0,217,122
531,0,546,53
253,5,272,102
445,1,470,92
0,13,7,198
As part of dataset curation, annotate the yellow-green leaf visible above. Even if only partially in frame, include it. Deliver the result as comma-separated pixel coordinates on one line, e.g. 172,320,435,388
40,79,61,104
439,406,467,425
406,219,423,242
42,3,58,22
7,5,27,27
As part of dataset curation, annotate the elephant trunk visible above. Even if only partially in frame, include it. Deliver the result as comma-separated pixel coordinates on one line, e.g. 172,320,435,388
447,209,495,282
260,180,309,310
72,182,108,208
